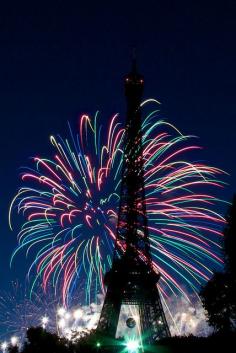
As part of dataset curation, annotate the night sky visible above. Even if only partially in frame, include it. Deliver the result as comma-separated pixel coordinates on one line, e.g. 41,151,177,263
0,0,236,297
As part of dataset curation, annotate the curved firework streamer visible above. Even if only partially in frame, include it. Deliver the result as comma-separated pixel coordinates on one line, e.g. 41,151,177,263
9,108,227,306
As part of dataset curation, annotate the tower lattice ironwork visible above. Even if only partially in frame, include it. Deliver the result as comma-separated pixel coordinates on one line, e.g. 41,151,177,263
97,62,171,343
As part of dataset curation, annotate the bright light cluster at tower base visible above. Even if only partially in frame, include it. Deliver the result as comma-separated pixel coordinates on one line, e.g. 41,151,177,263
126,339,140,352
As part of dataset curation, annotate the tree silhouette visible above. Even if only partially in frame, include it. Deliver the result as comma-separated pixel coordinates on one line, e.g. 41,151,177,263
200,272,231,332
200,195,236,332
224,194,236,276
8,345,19,353
223,194,236,324
21,327,70,353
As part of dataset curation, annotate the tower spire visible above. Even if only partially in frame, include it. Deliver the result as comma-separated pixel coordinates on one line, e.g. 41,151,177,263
131,47,137,74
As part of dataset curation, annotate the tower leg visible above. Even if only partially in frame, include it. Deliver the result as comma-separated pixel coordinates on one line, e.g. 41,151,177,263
97,286,122,337
139,295,171,343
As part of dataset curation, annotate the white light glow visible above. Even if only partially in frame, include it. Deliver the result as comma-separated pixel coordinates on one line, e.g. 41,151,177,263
65,312,71,320
10,336,18,346
73,309,83,320
58,318,66,328
1,342,8,351
57,307,66,317
126,340,139,351
42,316,49,325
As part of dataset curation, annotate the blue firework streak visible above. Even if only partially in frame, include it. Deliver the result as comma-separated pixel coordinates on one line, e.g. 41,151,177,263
9,104,227,306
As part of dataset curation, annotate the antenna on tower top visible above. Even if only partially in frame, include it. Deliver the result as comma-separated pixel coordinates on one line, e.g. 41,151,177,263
131,47,137,74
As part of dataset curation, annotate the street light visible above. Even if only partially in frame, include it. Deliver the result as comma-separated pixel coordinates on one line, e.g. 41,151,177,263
96,341,101,352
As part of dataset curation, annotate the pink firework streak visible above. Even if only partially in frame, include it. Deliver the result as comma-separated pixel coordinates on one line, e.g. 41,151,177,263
9,107,227,306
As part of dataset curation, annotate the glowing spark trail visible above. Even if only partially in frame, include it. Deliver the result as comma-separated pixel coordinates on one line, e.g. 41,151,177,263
9,106,226,306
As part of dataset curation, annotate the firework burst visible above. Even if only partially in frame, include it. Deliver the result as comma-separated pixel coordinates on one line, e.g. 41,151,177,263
0,282,102,343
0,282,57,341
9,103,227,306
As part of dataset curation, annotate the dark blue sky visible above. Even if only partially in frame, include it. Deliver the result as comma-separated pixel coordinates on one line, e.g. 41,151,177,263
0,0,236,295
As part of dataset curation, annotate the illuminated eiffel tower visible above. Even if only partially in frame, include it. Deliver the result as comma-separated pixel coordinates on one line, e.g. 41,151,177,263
97,61,170,344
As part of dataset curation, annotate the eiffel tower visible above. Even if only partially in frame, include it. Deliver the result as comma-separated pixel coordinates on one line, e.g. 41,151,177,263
97,61,170,344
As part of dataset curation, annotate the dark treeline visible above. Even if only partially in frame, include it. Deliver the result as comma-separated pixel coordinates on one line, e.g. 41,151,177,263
159,332,236,353
7,328,236,353
200,195,236,332
7,327,119,353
